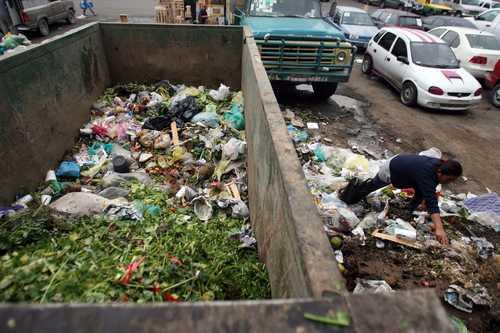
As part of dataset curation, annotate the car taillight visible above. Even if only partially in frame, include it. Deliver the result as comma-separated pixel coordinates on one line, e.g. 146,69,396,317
469,56,487,65
474,88,482,96
428,86,444,95
21,11,30,23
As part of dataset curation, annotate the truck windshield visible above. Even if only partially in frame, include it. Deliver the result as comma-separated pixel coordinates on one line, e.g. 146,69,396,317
411,42,459,68
466,34,500,50
249,0,322,18
342,12,375,26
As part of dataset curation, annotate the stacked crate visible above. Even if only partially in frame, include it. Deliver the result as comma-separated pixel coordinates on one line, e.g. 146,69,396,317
155,0,185,24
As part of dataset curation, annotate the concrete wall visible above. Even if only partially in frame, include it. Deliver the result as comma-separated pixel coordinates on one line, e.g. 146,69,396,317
100,23,243,89
0,24,110,205
242,28,345,298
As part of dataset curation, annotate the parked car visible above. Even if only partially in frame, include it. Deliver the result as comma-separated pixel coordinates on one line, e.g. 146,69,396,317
467,8,500,35
429,26,500,78
325,6,379,50
13,0,76,36
362,0,411,10
479,0,500,9
371,9,424,29
361,27,482,110
485,59,500,106
415,0,453,15
422,15,478,30
439,0,485,16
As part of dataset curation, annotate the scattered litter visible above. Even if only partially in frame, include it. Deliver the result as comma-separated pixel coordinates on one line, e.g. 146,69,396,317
471,237,494,259
353,279,393,294
444,284,492,313
307,122,319,129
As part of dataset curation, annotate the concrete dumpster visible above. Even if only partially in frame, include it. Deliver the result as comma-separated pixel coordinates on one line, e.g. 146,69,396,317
0,23,453,332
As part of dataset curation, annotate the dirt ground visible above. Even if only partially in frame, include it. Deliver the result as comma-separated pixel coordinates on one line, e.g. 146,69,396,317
275,60,500,332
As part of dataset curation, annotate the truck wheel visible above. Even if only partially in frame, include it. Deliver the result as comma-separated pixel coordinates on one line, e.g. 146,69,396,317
361,55,373,74
492,83,500,108
454,11,462,17
401,81,417,106
38,18,50,36
312,83,338,99
67,9,76,24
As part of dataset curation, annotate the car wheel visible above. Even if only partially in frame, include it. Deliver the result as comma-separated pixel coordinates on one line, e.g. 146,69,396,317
67,9,76,24
38,18,50,36
312,83,338,99
401,81,417,106
492,83,500,108
361,54,373,74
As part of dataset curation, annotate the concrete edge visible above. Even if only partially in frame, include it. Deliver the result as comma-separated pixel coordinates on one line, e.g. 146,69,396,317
242,26,345,297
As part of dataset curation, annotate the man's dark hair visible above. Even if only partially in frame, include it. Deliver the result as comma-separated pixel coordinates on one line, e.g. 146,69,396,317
439,160,463,177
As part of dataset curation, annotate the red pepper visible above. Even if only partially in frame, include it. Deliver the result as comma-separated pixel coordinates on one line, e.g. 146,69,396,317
163,292,180,303
120,257,145,285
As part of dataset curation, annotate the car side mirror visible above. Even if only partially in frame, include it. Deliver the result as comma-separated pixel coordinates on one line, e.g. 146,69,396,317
397,56,409,65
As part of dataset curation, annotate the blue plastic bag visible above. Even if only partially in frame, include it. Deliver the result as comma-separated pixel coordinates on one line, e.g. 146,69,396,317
56,161,81,179
192,112,220,128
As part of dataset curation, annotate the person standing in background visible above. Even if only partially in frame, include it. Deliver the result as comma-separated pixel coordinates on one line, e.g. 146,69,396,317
198,4,208,24
80,0,96,16
0,0,14,35
185,0,197,23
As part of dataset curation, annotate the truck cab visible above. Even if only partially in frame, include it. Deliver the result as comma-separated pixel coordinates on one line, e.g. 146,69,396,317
415,0,453,15
234,0,355,98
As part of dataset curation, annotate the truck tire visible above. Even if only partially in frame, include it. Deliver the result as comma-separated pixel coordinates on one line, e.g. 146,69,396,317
312,83,338,99
492,83,500,108
38,18,50,36
401,81,417,106
67,9,76,24
454,11,462,17
361,54,373,74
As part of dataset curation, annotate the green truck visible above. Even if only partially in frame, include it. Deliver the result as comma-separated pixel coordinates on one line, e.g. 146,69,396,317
233,0,355,98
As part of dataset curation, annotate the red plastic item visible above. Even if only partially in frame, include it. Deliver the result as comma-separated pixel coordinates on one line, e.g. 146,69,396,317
91,124,108,138
120,257,145,285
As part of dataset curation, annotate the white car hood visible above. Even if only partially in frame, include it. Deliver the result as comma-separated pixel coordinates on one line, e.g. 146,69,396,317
415,66,480,92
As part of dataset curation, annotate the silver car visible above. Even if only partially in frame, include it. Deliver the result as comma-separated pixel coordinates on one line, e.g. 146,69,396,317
11,0,76,36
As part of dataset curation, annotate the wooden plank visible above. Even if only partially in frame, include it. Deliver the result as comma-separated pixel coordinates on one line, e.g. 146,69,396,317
171,122,179,145
371,230,423,250
226,182,241,200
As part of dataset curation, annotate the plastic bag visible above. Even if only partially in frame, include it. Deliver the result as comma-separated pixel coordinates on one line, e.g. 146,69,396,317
419,147,442,159
287,125,308,143
224,103,245,130
222,138,246,161
55,161,81,179
353,279,393,294
192,112,220,128
209,84,231,101
170,95,202,121
143,116,171,131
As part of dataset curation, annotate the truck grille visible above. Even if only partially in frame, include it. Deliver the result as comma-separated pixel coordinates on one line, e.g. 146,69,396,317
256,39,352,71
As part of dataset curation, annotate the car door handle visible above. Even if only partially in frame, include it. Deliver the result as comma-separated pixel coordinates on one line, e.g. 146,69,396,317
486,24,491,27
374,49,377,53
386,57,390,62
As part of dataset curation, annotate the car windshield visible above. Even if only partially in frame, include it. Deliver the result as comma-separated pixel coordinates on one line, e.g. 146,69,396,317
450,18,477,27
411,42,460,68
249,0,321,18
400,16,422,26
462,0,481,5
342,12,375,26
466,34,500,50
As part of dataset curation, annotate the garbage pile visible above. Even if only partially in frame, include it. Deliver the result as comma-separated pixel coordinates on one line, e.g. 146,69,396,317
284,110,499,326
0,33,31,55
0,82,269,302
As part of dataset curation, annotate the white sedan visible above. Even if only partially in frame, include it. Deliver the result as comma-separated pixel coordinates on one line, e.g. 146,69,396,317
362,27,482,110
466,8,500,35
429,27,500,79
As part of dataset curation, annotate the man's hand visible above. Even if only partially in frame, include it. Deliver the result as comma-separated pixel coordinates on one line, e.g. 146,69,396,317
431,213,449,245
434,225,449,245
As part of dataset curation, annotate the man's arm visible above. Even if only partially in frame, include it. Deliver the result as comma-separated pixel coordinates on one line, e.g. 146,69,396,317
417,177,449,245
431,213,448,245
